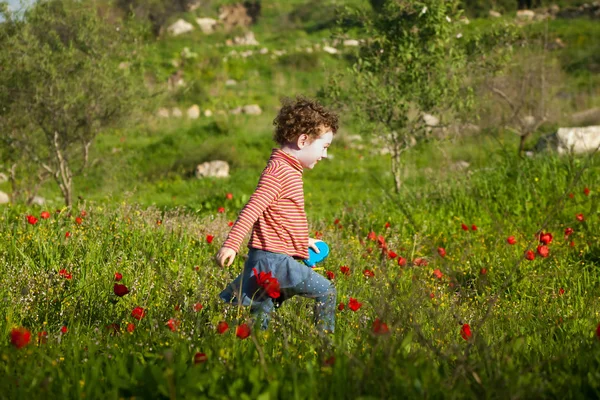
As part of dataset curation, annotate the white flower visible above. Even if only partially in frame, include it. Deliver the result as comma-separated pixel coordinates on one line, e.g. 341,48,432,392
456,33,463,39
446,16,451,22
420,6,427,15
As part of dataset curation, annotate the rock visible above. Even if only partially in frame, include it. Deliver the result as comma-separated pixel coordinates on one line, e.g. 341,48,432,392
32,196,45,206
232,31,259,46
225,79,237,86
259,47,268,54
323,46,338,55
157,108,170,118
195,160,230,178
0,172,7,183
516,10,535,20
230,106,243,115
219,3,257,31
0,190,9,204
172,108,183,118
536,126,600,154
242,104,262,115
423,113,439,127
204,109,213,117
187,105,200,119
167,19,194,36
549,4,560,15
196,18,218,34
343,39,359,47
571,107,600,125
450,160,470,171
489,10,502,18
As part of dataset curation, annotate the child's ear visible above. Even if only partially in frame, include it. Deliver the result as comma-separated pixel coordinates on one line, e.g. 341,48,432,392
297,133,309,149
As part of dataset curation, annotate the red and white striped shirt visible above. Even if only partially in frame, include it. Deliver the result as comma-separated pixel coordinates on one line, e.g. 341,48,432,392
223,148,309,259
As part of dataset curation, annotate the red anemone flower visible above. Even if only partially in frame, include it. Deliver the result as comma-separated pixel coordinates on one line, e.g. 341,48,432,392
59,269,72,280
194,352,208,364
337,302,345,311
460,324,472,340
127,323,135,333
326,271,335,280
564,227,574,237
10,327,31,349
217,321,229,334
65,231,71,238
252,268,281,299
206,235,214,244
536,245,549,258
539,232,553,245
113,283,129,297
397,256,407,267
471,224,478,231
40,211,51,219
507,236,517,245
576,213,585,222
433,269,443,279
226,192,233,200
193,303,203,312
525,250,535,261
217,207,225,213
166,319,180,332
363,269,374,278
584,187,590,196
348,297,362,312
75,217,83,225
367,231,376,241
437,247,446,258
387,250,397,259
131,307,146,320
558,288,565,296
480,268,488,275
60,326,68,334
372,318,390,335
236,324,250,339
340,266,350,276
461,223,469,231
414,258,428,267
26,215,38,225
384,222,391,229
114,272,123,281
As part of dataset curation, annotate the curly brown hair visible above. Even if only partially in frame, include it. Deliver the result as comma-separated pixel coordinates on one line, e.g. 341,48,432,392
272,96,339,145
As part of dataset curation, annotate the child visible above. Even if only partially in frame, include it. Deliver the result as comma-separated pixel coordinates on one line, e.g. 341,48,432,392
216,96,338,333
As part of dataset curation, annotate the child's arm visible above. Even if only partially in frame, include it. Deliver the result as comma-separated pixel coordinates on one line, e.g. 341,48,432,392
215,168,281,267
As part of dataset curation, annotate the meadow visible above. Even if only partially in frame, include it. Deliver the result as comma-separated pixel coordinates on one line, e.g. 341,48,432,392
1,0,600,398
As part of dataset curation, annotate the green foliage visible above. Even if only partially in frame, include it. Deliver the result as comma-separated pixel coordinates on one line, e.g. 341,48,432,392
0,0,148,206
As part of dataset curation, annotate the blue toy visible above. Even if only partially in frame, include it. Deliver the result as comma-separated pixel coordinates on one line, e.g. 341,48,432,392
303,241,330,268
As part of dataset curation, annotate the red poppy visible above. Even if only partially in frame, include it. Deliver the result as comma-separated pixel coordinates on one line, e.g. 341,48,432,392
387,250,397,259
334,218,340,225
10,327,31,349
414,258,428,267
384,222,391,229
507,236,517,245
340,266,350,276
131,307,146,320
460,323,472,340
166,319,180,332
461,223,469,231
217,207,225,213
525,250,535,261
226,192,233,200
372,318,389,335
113,283,129,297
59,269,72,280
363,269,374,278
433,269,443,279
40,211,51,219
471,224,478,231
114,272,123,281
536,245,549,258
570,241,575,247
127,323,135,333
228,221,234,227
65,231,71,238
206,235,214,244
564,227,574,237
236,323,250,339
437,247,446,258
314,231,323,239
60,326,68,334
348,297,362,312
367,231,376,241
576,213,584,222
429,293,435,299
326,271,335,280
337,302,345,311
568,193,574,199
193,303,203,312
252,268,281,299
75,217,83,225
194,352,208,364
539,232,553,245
377,235,386,249
397,257,407,267
584,187,590,196
558,288,565,296
480,268,487,275
26,215,38,225
217,321,229,334
80,210,87,217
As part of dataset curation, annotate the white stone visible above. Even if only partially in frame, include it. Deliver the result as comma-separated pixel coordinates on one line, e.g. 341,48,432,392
489,10,502,18
233,31,259,46
423,113,440,127
204,109,213,117
196,18,218,34
157,108,170,118
259,47,269,54
0,190,9,204
556,126,600,154
516,10,535,20
195,160,230,178
167,19,194,36
0,172,7,183
242,104,262,115
230,106,242,115
343,39,359,47
225,79,237,86
323,46,338,55
32,196,45,206
172,108,183,118
187,105,200,119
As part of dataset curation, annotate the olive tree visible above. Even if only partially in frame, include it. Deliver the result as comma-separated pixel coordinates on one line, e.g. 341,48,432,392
0,0,146,206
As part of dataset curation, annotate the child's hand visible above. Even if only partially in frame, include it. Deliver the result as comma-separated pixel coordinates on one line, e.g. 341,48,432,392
308,237,322,254
216,247,236,267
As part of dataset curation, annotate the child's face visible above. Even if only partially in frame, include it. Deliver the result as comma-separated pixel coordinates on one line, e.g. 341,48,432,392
297,128,333,170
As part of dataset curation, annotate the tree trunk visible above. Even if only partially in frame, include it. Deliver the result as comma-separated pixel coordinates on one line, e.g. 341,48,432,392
518,133,528,157
52,131,73,207
391,145,402,194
